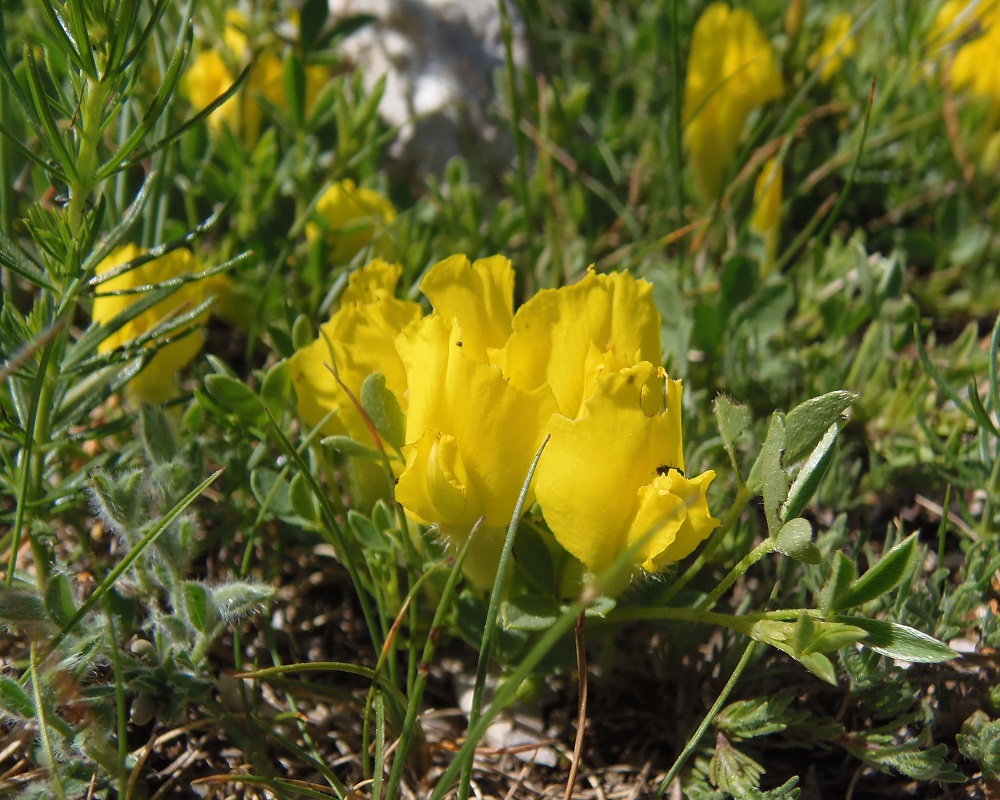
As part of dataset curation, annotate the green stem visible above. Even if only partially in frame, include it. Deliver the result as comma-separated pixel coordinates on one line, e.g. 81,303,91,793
648,639,758,800
697,538,775,612
68,78,113,235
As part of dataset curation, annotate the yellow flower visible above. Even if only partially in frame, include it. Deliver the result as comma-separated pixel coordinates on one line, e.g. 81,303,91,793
393,314,557,586
223,9,250,59
808,14,857,84
182,49,239,135
289,259,420,440
92,244,212,403
949,5,1000,104
683,3,783,203
305,179,397,264
184,11,330,145
749,157,783,275
927,0,997,52
497,269,661,420
534,362,719,584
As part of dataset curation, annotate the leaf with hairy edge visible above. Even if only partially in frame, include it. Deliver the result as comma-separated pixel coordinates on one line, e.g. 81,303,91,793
837,616,958,663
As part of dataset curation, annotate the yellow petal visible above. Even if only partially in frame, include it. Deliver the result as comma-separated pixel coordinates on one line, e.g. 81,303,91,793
289,279,420,439
420,254,515,362
396,430,480,526
499,270,661,419
534,362,687,575
683,3,783,202
183,50,238,133
396,314,556,529
639,470,720,572
808,13,856,83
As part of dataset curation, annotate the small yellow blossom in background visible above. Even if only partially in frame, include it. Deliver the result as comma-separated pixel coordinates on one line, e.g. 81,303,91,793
949,7,1000,104
930,1,1000,170
289,259,420,440
183,9,330,145
534,362,718,588
92,244,213,403
183,49,238,135
808,14,857,84
305,180,397,264
927,0,997,53
683,3,783,203
749,157,783,275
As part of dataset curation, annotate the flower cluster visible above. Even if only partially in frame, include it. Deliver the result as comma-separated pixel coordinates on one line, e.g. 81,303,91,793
292,256,719,589
92,245,222,403
183,9,328,145
683,3,783,203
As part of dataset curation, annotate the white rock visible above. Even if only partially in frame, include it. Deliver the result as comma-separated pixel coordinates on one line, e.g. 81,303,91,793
328,0,530,181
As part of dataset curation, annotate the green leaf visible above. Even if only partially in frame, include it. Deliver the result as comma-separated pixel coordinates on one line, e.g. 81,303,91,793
183,581,218,633
0,228,52,289
501,595,560,631
0,586,47,627
23,46,78,182
348,510,392,553
783,391,854,464
43,574,77,629
715,693,810,739
819,552,856,615
205,374,266,426
282,52,307,128
758,413,787,534
746,620,839,685
797,652,838,686
836,616,959,663
0,677,35,719
250,468,294,520
360,372,405,449
842,734,964,782
212,581,274,623
773,518,820,564
322,435,382,461
832,533,918,611
714,394,751,471
782,422,838,522
139,403,178,465
708,735,769,798
299,0,330,49
957,711,1000,780
260,359,292,414
289,473,319,524
95,39,191,180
